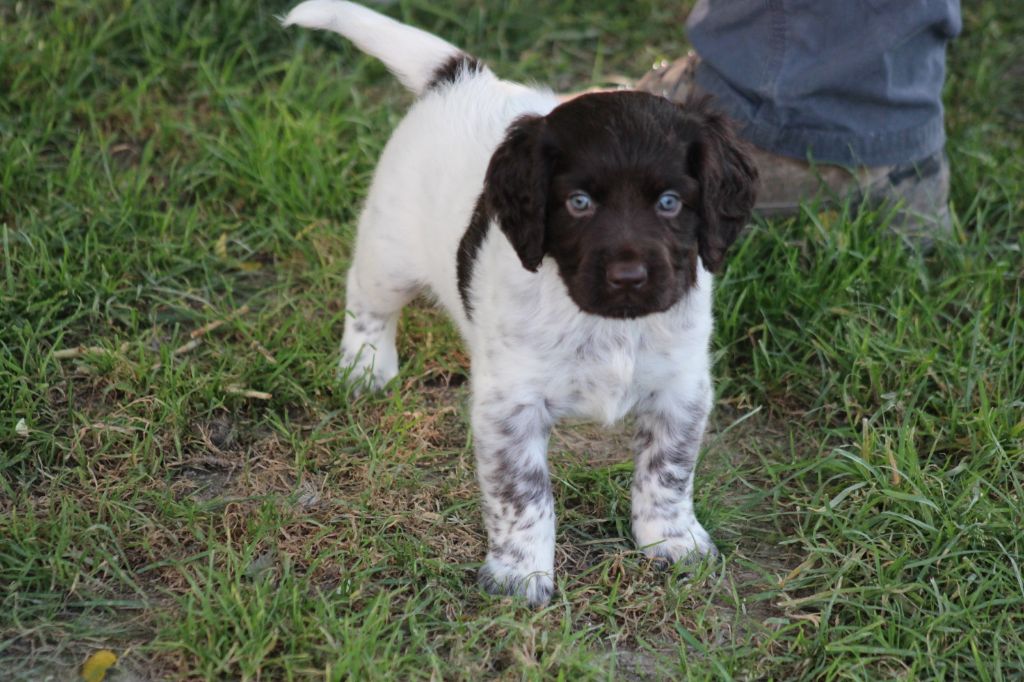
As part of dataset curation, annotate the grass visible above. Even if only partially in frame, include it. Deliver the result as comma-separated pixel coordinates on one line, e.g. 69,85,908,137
1,0,1021,679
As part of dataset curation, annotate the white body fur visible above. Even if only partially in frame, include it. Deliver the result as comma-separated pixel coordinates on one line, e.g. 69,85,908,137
284,0,718,606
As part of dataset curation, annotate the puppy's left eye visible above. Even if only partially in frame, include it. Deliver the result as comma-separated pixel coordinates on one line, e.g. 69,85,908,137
656,191,683,217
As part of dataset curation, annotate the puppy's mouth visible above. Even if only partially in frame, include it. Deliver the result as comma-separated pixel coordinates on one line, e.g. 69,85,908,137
578,291,678,319
570,272,683,319
588,304,668,319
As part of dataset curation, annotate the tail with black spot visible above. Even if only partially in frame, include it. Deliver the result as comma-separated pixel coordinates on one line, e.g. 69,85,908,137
281,0,486,95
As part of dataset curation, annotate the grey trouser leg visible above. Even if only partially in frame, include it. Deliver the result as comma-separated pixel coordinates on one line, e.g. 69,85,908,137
687,0,962,166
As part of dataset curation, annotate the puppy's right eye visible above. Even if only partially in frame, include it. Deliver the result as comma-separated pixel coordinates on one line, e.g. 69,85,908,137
566,191,594,217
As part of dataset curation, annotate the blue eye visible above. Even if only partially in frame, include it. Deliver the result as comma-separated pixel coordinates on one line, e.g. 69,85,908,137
566,191,593,216
656,191,683,216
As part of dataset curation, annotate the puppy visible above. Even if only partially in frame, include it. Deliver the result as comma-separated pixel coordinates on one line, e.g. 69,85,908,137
283,0,756,606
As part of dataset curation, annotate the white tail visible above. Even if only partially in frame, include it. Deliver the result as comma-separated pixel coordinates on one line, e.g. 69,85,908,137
281,0,471,95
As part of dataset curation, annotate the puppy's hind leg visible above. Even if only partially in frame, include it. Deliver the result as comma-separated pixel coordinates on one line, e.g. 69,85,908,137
339,245,421,393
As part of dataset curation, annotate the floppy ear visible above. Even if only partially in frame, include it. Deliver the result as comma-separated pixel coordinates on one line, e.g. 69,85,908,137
483,115,549,272
688,101,757,273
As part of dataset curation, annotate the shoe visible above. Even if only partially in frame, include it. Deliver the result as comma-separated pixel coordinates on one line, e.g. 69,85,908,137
637,54,952,245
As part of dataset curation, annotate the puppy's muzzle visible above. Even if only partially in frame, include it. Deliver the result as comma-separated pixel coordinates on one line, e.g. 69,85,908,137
583,246,679,319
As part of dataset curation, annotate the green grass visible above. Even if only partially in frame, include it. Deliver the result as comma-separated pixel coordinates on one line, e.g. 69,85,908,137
1,1,1022,679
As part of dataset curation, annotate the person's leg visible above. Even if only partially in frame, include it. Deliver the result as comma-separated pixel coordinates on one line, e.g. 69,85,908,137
688,0,960,167
639,0,962,239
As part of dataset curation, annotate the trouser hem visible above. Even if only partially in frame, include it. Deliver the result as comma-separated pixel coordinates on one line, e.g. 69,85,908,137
694,63,947,167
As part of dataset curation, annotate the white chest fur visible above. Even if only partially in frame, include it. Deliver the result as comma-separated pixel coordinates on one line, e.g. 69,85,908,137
466,256,714,427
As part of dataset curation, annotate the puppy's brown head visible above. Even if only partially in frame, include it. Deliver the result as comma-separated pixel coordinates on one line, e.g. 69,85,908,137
484,91,756,319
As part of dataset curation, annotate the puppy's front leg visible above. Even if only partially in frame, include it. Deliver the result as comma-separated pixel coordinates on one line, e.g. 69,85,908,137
632,386,717,565
472,389,555,607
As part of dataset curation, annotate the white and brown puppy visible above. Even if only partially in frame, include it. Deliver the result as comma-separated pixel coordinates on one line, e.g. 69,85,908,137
283,0,756,607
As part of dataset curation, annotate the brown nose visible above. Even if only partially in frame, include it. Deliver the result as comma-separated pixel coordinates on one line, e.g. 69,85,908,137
606,261,648,289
